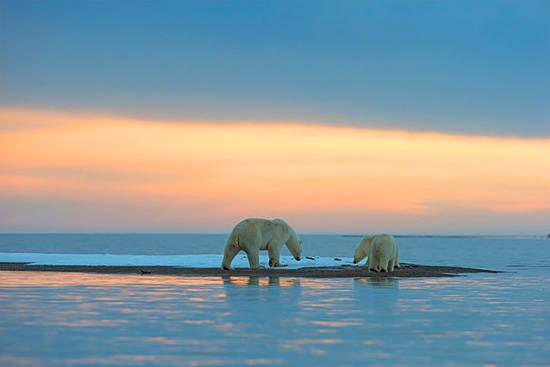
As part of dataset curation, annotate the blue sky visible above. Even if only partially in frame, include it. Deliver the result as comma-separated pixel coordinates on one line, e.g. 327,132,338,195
1,1,550,234
1,0,549,136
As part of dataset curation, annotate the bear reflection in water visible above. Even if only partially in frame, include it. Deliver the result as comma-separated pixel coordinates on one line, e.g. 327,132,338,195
223,276,300,287
354,277,399,288
221,276,398,289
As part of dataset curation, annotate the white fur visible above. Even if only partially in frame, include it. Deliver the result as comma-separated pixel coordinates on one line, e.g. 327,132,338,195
353,234,400,272
221,218,302,270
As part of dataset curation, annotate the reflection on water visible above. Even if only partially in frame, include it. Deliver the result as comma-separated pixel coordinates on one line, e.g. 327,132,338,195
0,271,548,366
0,271,226,287
354,276,399,288
224,276,300,287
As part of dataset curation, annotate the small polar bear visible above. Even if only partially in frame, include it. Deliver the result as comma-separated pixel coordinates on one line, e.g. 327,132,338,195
222,218,303,270
353,234,400,272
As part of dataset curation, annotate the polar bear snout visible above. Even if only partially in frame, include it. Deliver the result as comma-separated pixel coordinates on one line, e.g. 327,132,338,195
295,256,301,261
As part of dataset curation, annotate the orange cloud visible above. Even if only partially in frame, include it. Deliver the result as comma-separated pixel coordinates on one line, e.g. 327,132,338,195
1,107,549,231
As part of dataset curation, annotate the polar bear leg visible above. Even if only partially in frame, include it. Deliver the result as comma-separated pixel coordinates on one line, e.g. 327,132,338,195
368,259,378,272
379,256,389,272
370,258,389,272
268,244,286,267
395,247,400,268
389,257,396,272
222,243,240,270
245,248,265,269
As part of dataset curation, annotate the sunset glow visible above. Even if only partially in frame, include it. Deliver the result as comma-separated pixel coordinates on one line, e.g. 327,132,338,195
1,108,548,233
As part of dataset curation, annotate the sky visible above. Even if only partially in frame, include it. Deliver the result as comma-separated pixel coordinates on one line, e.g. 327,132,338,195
1,1,549,234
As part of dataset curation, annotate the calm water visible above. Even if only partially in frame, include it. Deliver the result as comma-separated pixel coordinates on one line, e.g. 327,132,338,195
0,234,548,366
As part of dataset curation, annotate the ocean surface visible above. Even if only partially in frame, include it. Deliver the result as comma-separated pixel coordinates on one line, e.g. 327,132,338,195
0,234,548,366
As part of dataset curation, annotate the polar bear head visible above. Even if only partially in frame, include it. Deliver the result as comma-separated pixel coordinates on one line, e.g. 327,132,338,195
286,236,303,261
273,218,303,260
353,236,373,264
285,228,303,261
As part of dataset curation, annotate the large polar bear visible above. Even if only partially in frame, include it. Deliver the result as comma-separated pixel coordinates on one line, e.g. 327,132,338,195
222,218,303,270
353,234,400,272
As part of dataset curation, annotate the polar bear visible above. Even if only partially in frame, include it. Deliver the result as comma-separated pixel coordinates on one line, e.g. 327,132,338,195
221,218,303,270
353,234,400,272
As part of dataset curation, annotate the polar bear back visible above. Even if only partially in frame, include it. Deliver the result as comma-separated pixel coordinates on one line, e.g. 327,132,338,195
369,234,397,258
232,218,291,249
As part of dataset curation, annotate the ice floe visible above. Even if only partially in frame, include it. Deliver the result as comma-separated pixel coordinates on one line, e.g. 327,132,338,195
0,253,355,269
